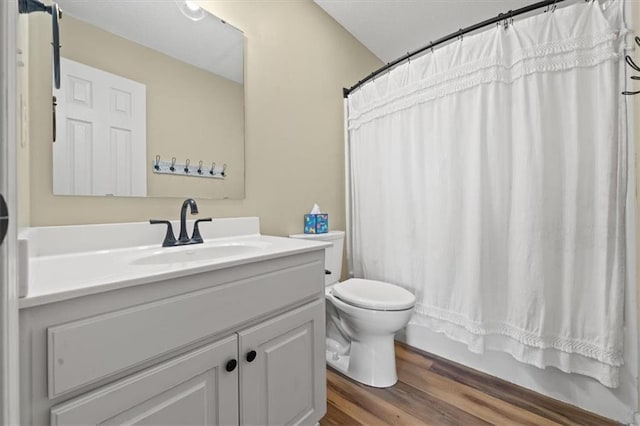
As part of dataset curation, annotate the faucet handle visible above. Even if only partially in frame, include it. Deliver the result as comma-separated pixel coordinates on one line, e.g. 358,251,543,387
150,220,177,247
191,218,212,244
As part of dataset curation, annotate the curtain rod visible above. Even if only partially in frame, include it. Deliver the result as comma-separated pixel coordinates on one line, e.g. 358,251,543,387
343,0,578,98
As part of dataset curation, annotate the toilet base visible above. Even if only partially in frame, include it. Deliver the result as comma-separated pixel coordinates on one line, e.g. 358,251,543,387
325,336,399,388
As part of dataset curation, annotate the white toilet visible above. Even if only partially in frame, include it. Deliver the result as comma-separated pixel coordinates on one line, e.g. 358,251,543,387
290,231,416,388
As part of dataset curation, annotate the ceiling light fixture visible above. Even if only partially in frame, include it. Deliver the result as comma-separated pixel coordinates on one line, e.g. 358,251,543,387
175,0,206,21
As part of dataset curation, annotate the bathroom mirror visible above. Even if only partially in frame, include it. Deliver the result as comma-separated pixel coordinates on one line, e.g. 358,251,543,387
49,0,245,199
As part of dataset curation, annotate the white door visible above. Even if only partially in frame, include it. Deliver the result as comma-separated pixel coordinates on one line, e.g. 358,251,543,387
53,57,147,196
0,0,20,424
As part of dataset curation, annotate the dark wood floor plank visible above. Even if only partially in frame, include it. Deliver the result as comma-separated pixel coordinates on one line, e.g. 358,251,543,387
327,370,428,425
428,355,607,425
322,341,619,426
320,399,363,426
367,378,492,426
397,359,559,426
394,342,434,370
396,342,619,426
325,377,392,426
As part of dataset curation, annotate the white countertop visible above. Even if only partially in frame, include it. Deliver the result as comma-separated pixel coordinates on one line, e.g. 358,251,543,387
19,219,330,309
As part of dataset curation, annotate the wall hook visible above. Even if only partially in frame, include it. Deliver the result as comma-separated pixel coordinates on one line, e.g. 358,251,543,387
184,158,191,174
197,160,203,175
209,162,216,176
623,36,640,95
154,155,161,171
170,157,176,172
626,55,640,72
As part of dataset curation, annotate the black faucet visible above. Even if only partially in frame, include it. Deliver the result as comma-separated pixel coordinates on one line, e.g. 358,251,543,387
150,198,212,247
178,198,198,243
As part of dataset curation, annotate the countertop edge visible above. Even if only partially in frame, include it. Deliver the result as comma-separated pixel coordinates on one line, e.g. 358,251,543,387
19,239,330,309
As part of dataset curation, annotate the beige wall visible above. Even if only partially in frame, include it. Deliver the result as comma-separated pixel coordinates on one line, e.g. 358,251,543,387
24,0,382,237
59,15,244,200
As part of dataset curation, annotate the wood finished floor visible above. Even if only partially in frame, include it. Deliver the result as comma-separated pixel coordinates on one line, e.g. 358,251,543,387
321,342,619,426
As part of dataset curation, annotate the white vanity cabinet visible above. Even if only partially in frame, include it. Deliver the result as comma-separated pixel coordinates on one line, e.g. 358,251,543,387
20,250,327,426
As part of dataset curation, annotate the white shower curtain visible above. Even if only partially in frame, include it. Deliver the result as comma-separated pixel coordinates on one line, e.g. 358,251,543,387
347,1,628,387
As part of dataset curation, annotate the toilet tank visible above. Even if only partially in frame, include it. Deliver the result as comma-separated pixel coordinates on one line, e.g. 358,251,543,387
289,230,345,286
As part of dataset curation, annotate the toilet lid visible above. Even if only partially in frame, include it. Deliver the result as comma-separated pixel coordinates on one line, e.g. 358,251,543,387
332,278,416,311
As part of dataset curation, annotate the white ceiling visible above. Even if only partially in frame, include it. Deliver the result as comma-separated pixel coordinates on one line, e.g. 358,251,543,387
56,0,244,83
314,0,540,63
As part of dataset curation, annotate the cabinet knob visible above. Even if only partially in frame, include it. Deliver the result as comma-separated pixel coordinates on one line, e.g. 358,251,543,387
246,350,257,363
225,359,237,372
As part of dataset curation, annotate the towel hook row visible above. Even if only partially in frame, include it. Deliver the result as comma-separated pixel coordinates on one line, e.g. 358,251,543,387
152,155,227,180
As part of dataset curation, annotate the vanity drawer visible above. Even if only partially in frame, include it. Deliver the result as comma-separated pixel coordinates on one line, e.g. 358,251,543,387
47,259,323,399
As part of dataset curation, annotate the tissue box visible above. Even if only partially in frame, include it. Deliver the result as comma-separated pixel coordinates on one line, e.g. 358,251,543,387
304,213,328,234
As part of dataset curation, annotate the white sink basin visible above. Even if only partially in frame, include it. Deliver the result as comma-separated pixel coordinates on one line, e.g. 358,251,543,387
131,242,270,265
19,218,331,309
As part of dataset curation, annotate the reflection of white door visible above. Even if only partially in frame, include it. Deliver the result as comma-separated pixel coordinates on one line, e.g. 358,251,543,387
54,58,146,196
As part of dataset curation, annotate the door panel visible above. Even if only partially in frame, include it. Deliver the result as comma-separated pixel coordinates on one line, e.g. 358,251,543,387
239,300,326,426
101,374,211,426
65,118,94,194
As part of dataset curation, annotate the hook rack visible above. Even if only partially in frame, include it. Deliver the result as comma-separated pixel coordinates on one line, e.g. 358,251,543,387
623,36,640,96
152,155,227,180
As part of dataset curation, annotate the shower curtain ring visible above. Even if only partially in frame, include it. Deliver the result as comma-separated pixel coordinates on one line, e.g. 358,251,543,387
503,11,513,30
458,29,463,41
429,42,434,53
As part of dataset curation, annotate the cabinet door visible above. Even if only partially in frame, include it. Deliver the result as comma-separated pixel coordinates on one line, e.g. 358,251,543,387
50,336,239,426
239,299,326,426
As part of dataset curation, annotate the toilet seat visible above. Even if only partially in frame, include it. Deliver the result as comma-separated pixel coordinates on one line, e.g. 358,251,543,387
332,278,416,311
